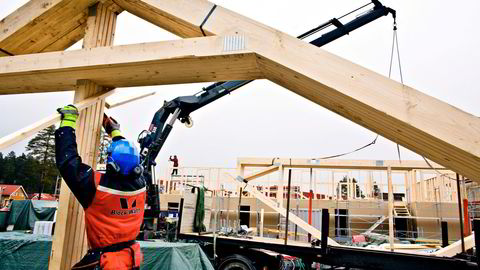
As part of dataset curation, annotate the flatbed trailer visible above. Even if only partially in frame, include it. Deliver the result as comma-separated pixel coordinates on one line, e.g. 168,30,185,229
178,232,476,270
177,196,477,270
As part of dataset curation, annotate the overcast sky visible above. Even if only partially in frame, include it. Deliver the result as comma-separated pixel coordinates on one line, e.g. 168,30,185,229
1,0,479,177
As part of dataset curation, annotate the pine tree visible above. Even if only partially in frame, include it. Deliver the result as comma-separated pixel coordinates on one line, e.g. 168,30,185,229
2,151,16,183
25,125,58,194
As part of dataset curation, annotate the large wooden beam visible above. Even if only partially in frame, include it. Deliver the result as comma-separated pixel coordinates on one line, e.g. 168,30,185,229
2,1,479,181
387,166,394,251
252,36,480,183
49,3,117,269
117,0,480,182
243,165,280,182
0,0,93,55
432,233,475,257
0,0,122,55
0,36,261,94
238,157,448,171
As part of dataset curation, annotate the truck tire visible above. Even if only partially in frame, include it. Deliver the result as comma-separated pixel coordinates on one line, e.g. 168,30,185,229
217,254,256,270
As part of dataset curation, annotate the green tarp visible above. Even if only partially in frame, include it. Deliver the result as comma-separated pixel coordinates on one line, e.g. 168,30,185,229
0,232,52,270
7,200,57,230
0,211,9,231
141,241,214,270
0,232,214,270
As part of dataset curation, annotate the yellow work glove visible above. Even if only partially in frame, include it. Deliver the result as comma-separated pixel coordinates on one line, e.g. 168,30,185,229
57,105,79,129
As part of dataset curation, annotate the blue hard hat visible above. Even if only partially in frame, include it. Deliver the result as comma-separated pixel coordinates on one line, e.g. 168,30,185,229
107,139,140,175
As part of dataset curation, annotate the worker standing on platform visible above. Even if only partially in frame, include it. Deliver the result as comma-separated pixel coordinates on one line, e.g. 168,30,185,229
169,155,179,176
55,105,145,270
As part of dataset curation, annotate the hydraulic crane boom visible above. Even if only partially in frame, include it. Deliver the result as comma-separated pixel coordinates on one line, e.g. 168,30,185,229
137,0,396,234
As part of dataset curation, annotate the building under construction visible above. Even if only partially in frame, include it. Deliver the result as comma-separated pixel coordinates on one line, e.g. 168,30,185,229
0,0,479,269
160,158,474,245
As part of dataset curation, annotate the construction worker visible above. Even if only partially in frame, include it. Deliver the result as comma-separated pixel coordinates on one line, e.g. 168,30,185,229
55,105,145,270
169,155,179,175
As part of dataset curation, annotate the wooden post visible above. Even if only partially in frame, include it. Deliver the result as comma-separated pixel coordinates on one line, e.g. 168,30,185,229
366,171,372,199
388,166,394,252
456,173,465,253
259,208,264,237
331,171,334,199
404,172,409,203
237,164,244,197
411,170,417,203
421,171,427,201
308,189,313,242
49,4,117,270
277,165,284,207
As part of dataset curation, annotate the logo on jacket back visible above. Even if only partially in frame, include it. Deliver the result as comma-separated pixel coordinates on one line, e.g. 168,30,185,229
111,198,141,216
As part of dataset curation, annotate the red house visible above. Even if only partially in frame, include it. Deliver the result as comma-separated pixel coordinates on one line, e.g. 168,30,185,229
0,184,28,206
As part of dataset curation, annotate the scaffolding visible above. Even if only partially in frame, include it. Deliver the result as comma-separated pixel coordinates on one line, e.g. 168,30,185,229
159,160,467,244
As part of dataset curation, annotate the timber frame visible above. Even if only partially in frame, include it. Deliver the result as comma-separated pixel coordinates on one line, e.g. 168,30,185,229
0,0,479,268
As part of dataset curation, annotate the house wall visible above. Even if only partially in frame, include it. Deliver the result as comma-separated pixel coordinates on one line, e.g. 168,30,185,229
163,194,464,242
10,190,26,200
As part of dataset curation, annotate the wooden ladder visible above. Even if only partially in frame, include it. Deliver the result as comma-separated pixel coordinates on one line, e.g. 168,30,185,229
393,201,411,217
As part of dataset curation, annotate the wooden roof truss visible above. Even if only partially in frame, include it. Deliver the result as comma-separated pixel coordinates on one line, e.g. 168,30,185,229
1,0,479,268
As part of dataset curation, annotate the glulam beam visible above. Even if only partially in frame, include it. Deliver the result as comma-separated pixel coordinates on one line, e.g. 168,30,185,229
0,0,123,56
49,3,118,269
0,36,261,94
117,0,480,182
0,0,93,55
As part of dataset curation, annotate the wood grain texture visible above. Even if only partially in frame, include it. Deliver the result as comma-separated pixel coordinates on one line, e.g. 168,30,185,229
432,232,474,257
117,0,480,182
0,0,93,55
0,0,122,56
49,4,117,269
0,36,261,94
